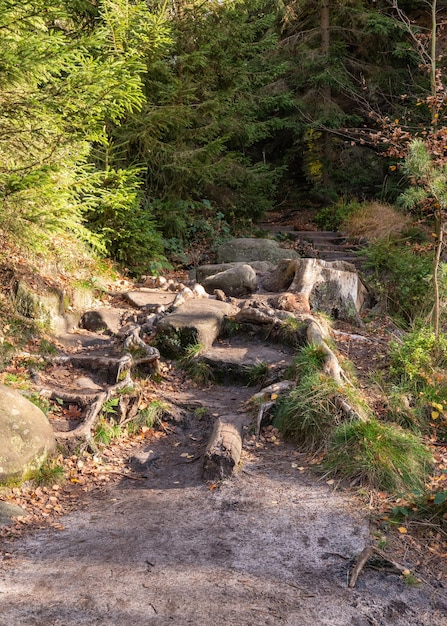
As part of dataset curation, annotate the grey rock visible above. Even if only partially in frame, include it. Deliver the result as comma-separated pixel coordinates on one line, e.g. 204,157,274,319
197,261,273,282
155,300,237,352
217,238,298,264
0,501,27,527
123,290,177,309
79,307,126,334
0,384,56,482
202,264,258,297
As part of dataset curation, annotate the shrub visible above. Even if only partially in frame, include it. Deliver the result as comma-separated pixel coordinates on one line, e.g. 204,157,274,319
362,237,433,324
389,325,447,385
316,198,362,231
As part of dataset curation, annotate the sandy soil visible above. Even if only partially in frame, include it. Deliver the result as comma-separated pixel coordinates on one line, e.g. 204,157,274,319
0,382,446,626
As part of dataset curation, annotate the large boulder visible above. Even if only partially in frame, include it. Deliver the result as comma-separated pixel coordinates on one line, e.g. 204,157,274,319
261,258,369,324
201,264,258,297
217,238,299,264
0,384,56,482
79,307,128,334
196,261,273,282
155,300,237,355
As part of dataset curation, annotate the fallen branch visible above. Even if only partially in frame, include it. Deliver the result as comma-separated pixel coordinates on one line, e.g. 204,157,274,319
349,545,409,588
202,417,244,481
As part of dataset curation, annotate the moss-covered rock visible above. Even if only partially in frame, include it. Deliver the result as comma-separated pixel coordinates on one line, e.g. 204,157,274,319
0,384,56,483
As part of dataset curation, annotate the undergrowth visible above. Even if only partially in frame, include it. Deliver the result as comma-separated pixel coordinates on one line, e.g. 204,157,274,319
324,419,432,492
276,343,433,494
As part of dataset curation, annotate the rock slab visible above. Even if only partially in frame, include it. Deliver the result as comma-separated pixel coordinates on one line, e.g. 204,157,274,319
217,238,298,264
155,300,237,352
201,264,258,297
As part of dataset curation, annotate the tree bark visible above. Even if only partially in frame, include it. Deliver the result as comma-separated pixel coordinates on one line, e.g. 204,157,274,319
202,417,244,481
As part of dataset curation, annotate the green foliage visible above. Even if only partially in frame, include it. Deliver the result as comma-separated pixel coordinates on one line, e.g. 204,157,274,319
94,417,123,445
127,400,168,434
276,316,306,349
27,393,52,417
31,458,65,487
389,326,447,385
152,199,231,266
220,317,241,338
113,0,293,224
286,343,328,380
155,328,200,359
325,419,432,492
178,344,214,386
383,326,447,440
0,0,172,271
81,165,166,276
362,237,433,324
316,199,362,231
276,371,343,453
244,361,269,387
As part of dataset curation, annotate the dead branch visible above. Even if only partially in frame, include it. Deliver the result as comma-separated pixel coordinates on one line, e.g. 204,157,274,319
256,401,275,440
349,545,409,588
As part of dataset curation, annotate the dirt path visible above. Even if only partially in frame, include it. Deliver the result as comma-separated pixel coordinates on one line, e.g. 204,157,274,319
0,381,446,625
0,249,446,625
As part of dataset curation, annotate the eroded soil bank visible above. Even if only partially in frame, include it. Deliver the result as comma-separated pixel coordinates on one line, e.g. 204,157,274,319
0,384,445,626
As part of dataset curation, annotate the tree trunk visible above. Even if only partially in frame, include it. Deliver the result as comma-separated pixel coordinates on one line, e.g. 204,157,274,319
321,0,332,193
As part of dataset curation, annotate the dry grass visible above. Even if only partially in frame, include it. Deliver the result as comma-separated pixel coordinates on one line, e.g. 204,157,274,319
343,202,410,241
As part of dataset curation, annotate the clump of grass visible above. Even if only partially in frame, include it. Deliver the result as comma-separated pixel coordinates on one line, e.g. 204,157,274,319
278,343,362,452
276,317,306,348
285,343,327,380
276,371,344,453
244,360,269,386
178,343,214,385
27,392,52,416
127,400,169,434
324,419,432,492
155,327,199,358
220,316,241,337
32,458,65,487
343,201,410,241
94,418,124,445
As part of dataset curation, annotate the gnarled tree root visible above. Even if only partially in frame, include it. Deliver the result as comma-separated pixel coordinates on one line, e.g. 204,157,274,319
48,374,134,443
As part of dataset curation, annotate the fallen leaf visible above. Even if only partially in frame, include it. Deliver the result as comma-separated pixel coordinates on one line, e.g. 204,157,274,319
398,527,408,534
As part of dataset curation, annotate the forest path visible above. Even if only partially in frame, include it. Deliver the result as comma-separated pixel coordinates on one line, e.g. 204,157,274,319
1,353,446,625
1,387,445,626
0,219,446,625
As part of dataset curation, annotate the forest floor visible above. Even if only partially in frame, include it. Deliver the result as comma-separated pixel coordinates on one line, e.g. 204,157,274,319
0,209,446,625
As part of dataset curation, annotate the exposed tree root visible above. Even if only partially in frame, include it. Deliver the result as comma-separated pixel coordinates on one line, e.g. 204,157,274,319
50,374,134,443
43,323,159,445
349,546,409,588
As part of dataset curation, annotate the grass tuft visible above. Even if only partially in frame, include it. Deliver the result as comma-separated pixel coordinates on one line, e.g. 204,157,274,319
276,371,344,453
324,418,432,492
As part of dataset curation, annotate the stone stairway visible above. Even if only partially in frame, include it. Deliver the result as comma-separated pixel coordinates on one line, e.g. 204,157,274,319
260,223,366,269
